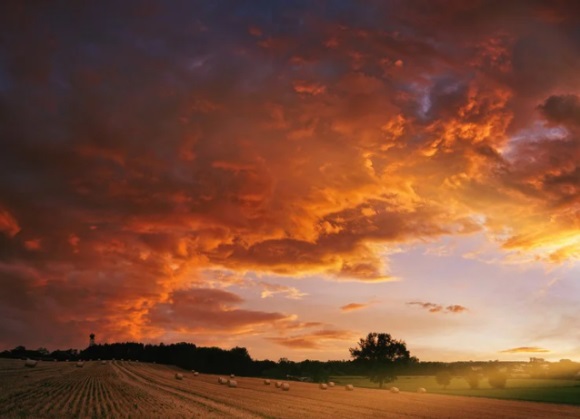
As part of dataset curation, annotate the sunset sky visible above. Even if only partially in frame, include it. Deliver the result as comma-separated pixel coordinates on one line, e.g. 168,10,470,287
1,1,580,362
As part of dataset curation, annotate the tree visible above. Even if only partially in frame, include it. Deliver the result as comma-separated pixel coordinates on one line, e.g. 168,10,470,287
435,370,453,389
349,332,411,388
464,369,481,389
487,369,507,388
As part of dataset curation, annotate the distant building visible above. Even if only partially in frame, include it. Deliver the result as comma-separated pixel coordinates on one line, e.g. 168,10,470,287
529,357,545,363
89,333,95,347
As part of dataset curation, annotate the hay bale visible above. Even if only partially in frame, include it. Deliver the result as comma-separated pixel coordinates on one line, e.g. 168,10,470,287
24,359,37,368
101,361,107,365
175,373,184,380
264,379,271,385
228,379,238,388
230,374,235,378
390,387,400,393
218,377,227,384
281,382,290,391
319,383,328,390
275,381,282,388
345,384,354,391
193,372,199,376
76,362,84,368
417,387,427,393
328,381,335,387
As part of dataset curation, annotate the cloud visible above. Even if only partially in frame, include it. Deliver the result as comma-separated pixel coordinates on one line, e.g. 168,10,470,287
340,302,371,312
1,0,580,351
538,94,580,127
500,346,550,354
267,329,355,350
258,282,307,300
407,301,468,314
446,304,469,313
0,207,20,237
146,288,291,334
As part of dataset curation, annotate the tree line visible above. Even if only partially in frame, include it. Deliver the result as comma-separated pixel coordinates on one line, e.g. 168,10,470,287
2,332,578,384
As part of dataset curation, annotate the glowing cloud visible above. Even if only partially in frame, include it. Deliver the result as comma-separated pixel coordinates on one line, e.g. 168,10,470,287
500,347,551,354
407,302,468,314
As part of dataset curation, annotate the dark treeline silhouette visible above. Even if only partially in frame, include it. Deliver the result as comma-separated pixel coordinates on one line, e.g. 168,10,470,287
2,343,579,381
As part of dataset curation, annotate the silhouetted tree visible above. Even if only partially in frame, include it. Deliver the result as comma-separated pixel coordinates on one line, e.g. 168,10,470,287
487,369,508,388
464,369,481,389
435,370,453,389
349,332,411,388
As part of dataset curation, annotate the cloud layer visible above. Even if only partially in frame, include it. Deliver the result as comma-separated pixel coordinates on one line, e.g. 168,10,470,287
1,1,579,354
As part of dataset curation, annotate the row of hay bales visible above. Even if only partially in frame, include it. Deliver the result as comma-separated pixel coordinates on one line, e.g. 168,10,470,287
171,371,428,395
24,359,91,368
217,376,238,387
175,370,204,380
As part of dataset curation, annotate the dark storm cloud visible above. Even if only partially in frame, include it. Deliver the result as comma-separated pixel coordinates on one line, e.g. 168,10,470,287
0,0,579,349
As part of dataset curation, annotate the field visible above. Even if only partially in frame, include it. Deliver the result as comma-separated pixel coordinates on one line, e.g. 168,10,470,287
331,375,580,406
2,359,580,418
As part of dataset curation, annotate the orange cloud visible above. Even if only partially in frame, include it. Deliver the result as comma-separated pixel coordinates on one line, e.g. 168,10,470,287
340,303,367,312
292,80,327,96
340,302,370,312
2,0,580,352
146,288,291,335
268,329,355,350
500,347,550,354
408,302,468,314
24,239,42,250
0,208,20,238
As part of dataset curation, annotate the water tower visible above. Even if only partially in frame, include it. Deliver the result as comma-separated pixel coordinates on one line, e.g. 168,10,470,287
89,333,95,347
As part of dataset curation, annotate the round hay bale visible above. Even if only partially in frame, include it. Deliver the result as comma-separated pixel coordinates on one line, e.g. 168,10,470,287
328,381,335,387
275,381,282,388
228,380,238,388
264,379,271,385
175,373,184,380
193,372,199,376
390,386,400,393
345,384,354,391
281,382,290,391
76,362,84,368
101,361,107,365
24,359,38,368
417,387,427,393
218,377,227,384
319,383,328,390
230,374,235,378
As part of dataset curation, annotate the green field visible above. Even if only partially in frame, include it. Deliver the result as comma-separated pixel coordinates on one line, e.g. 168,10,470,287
330,375,580,406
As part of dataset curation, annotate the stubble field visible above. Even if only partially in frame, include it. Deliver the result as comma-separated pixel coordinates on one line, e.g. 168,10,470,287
1,358,580,418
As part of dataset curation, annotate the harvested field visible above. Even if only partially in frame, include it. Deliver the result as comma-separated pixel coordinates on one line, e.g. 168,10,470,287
1,358,580,418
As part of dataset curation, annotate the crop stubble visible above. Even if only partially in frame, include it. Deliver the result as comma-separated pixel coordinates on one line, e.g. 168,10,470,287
1,358,580,418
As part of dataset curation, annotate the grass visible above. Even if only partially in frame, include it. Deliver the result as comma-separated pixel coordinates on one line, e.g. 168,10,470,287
330,375,580,406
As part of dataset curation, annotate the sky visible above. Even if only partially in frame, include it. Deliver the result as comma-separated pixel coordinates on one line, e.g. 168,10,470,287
1,0,580,362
